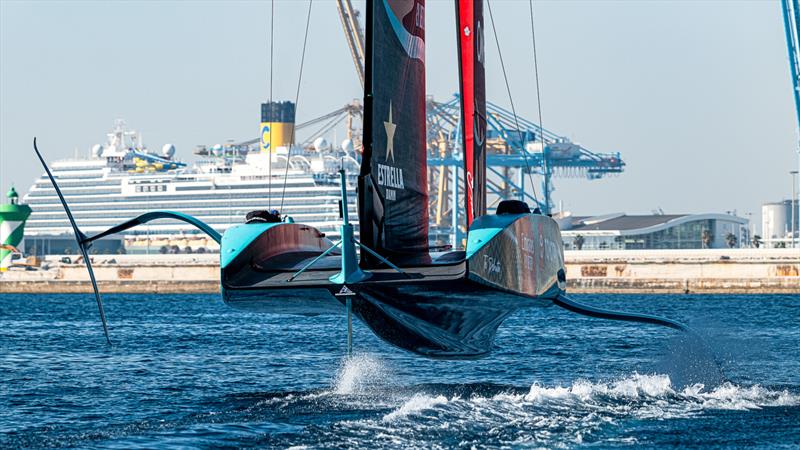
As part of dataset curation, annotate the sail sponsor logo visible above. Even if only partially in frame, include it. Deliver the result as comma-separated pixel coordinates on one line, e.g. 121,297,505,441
377,162,404,201
377,164,405,191
378,101,403,201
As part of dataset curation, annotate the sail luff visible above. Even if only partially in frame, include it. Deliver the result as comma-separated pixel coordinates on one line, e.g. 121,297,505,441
358,0,376,263
456,0,487,226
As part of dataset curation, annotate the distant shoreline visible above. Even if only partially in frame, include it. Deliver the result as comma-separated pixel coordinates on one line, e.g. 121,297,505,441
2,280,797,295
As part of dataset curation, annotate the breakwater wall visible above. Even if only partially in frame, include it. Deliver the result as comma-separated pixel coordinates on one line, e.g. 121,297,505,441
1,249,798,294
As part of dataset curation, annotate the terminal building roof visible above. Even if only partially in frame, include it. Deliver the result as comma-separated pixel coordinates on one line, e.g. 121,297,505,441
559,213,747,235
567,214,687,231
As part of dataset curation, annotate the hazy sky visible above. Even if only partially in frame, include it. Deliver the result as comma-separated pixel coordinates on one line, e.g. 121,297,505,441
2,0,798,225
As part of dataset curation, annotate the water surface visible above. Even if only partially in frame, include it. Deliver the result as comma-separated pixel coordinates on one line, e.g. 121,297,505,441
1,293,798,448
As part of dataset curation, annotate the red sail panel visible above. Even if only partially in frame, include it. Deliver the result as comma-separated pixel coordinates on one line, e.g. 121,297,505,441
359,0,429,264
456,0,487,226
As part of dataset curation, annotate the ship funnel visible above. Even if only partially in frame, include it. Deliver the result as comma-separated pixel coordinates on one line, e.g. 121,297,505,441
260,101,296,153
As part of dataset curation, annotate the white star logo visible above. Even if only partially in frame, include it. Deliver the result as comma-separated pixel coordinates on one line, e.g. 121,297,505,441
384,102,397,162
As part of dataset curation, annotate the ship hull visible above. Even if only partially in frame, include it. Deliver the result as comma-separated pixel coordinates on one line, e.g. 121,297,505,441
220,213,566,359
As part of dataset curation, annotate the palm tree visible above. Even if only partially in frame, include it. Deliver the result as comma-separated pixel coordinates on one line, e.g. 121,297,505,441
701,229,713,249
725,232,737,248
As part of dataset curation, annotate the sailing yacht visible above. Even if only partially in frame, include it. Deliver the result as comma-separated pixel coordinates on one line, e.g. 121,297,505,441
33,0,696,359
218,0,566,358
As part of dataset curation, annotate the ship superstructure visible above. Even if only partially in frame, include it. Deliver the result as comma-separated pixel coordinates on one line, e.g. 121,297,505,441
23,119,358,255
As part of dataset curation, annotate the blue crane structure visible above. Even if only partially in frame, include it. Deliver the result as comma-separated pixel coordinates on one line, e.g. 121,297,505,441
782,0,800,131
425,95,625,245
292,96,626,247
781,0,800,247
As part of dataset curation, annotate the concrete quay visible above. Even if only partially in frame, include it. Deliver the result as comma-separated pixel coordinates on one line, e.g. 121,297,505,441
564,249,799,294
0,255,220,294
0,249,798,294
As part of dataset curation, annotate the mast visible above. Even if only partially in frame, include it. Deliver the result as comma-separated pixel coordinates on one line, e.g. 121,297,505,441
456,0,487,227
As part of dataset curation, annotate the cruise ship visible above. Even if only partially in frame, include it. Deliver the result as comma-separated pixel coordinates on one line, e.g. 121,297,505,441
23,116,360,256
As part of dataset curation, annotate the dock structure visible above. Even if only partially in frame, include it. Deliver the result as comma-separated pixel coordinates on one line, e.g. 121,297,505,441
1,249,796,294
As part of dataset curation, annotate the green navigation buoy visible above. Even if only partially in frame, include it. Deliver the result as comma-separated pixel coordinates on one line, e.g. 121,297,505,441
0,186,32,271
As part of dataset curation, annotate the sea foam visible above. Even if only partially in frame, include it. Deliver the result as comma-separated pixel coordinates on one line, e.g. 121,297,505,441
331,353,390,395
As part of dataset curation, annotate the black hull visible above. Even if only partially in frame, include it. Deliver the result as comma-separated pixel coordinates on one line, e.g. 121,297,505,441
225,273,557,359
220,213,566,359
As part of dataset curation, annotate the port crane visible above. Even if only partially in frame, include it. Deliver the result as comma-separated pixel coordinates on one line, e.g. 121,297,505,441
336,0,366,89
425,95,624,243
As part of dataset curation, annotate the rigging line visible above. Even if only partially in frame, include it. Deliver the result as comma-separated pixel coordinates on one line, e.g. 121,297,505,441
486,0,539,206
528,0,548,212
280,0,313,212
268,0,275,210
306,113,348,144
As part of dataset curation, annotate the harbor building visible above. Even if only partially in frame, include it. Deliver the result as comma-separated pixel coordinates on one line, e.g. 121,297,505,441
558,213,749,250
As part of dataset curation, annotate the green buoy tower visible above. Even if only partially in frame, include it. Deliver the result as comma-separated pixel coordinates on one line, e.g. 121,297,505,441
0,186,32,271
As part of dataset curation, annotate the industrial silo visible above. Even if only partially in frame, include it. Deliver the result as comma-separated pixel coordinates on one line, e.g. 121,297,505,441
761,200,797,240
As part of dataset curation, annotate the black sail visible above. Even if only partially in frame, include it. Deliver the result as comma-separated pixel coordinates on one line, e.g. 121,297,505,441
359,0,429,265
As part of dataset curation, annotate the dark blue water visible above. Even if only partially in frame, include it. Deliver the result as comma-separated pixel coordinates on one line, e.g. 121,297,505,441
1,293,798,449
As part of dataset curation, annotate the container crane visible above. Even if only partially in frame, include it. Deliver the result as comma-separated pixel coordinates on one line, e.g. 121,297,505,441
781,0,800,247
426,96,624,244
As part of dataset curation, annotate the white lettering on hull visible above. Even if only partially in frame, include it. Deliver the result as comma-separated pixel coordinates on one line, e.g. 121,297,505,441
483,255,501,275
